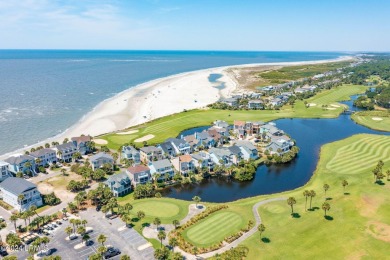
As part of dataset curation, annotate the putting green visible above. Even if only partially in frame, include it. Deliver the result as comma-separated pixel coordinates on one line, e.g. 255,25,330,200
183,211,244,247
131,200,181,218
326,135,390,175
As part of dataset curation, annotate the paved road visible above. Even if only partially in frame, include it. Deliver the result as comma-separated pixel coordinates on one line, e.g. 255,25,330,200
177,197,287,259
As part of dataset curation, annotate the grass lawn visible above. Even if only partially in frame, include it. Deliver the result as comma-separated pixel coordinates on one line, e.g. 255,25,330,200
36,205,51,214
351,111,390,132
238,134,390,259
117,196,191,224
182,210,245,247
100,84,367,150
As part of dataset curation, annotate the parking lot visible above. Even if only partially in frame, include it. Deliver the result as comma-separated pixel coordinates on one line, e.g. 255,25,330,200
10,208,154,260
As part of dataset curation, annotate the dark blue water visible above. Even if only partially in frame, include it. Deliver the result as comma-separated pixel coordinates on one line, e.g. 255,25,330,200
163,98,389,202
0,50,344,154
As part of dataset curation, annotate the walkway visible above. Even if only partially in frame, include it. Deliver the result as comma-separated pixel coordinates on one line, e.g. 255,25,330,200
173,198,286,259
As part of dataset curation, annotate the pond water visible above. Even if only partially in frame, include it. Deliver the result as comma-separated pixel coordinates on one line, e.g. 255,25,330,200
208,73,226,90
163,96,389,202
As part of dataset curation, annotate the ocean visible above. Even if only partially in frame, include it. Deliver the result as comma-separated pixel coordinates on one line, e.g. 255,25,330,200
0,50,346,155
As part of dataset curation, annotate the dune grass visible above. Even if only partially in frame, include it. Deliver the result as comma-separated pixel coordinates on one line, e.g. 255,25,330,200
237,134,390,259
100,84,367,150
351,110,390,132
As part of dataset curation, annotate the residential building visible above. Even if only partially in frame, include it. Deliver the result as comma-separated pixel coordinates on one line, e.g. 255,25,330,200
0,161,10,182
104,172,131,197
71,135,92,155
139,146,164,164
183,135,200,151
221,97,238,107
248,100,264,109
194,131,215,149
149,159,175,180
171,155,195,176
166,138,191,155
55,143,77,162
30,148,57,166
191,152,214,172
266,138,291,155
126,165,151,187
5,155,36,175
0,177,43,212
158,142,176,158
235,141,259,160
213,120,230,129
90,152,114,171
209,147,234,167
121,146,141,165
233,120,246,139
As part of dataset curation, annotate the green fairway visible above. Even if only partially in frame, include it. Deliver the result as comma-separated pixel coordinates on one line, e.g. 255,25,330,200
118,197,191,223
238,134,390,259
351,111,390,132
183,210,245,247
100,84,367,150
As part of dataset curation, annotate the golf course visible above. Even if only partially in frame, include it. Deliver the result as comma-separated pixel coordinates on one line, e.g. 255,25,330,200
351,110,390,132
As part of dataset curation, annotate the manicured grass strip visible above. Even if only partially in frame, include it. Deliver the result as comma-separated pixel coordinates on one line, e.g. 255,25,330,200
183,211,244,247
326,136,390,174
351,111,390,132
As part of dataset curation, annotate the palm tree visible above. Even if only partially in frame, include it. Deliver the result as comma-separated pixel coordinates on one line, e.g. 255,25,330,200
123,203,133,214
65,226,73,238
169,237,178,251
342,180,349,193
387,169,390,181
322,202,331,217
97,234,107,246
303,190,310,211
157,230,166,248
120,255,131,260
193,246,199,256
81,219,88,227
82,234,90,245
257,224,266,240
61,168,67,176
122,214,133,228
309,190,316,210
192,196,201,208
153,218,161,230
17,194,25,205
29,205,40,217
77,226,86,236
97,246,107,257
10,214,19,230
287,197,296,215
172,219,180,229
70,219,77,231
137,211,145,220
323,184,330,196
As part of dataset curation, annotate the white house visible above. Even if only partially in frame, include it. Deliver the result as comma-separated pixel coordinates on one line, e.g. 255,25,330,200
149,159,175,180
0,177,43,212
30,148,57,166
166,138,191,155
0,161,10,182
121,146,141,165
235,141,259,160
90,152,114,171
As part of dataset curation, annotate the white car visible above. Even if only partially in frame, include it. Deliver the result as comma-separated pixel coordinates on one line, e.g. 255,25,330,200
85,227,93,234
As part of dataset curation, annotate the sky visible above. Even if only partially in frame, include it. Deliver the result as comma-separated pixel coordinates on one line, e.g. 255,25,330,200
1,0,389,51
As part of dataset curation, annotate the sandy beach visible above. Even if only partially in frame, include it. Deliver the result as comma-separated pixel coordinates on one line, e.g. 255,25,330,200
0,56,353,159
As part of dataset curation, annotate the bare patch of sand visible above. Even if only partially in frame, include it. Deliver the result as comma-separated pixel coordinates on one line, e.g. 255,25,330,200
330,104,341,108
366,221,390,243
116,130,139,135
346,250,367,260
134,134,155,143
372,117,383,121
308,103,316,107
358,195,383,218
37,182,54,194
93,138,108,145
326,108,336,110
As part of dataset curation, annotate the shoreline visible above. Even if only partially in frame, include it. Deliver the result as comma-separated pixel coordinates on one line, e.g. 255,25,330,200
0,55,354,160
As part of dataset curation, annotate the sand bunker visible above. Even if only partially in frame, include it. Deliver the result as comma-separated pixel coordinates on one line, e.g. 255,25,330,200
93,139,108,145
134,134,155,142
330,104,340,108
116,130,139,135
326,108,336,110
372,117,383,121
308,103,316,107
366,221,390,243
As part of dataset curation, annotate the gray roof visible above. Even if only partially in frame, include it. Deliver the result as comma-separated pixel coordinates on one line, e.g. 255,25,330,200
209,148,232,158
105,172,130,184
149,159,172,169
5,155,35,165
166,138,188,147
122,146,139,154
191,152,210,161
228,145,242,156
30,148,56,157
0,177,37,195
159,142,175,154
56,142,76,151
235,140,257,151
140,146,161,153
248,100,264,104
90,152,113,162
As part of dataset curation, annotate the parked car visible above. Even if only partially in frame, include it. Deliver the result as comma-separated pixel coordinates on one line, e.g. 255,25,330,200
85,240,93,246
0,216,5,222
69,234,78,240
37,248,53,257
85,227,93,234
103,246,121,259
0,250,8,256
56,220,62,225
